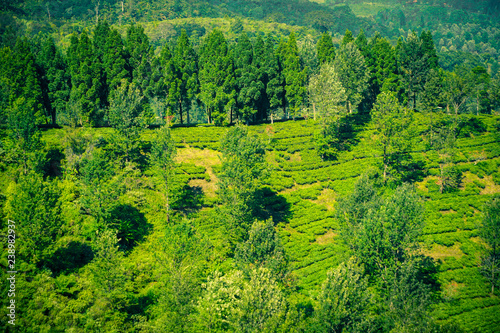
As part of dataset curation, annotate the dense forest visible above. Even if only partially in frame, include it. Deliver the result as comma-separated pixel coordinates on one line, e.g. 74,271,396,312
1,0,500,332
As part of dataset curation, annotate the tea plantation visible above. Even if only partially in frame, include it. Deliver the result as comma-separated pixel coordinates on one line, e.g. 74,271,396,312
160,113,500,332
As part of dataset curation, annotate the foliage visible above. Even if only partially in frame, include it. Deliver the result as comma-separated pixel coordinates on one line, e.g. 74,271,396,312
218,125,267,243
315,258,371,333
371,91,414,182
235,219,288,279
480,195,500,294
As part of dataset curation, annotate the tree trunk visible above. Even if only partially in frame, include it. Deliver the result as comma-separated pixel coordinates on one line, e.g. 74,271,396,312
313,102,316,120
178,99,183,124
271,112,274,124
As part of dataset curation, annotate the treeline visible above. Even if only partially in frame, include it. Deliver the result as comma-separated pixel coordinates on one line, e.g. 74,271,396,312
2,23,500,131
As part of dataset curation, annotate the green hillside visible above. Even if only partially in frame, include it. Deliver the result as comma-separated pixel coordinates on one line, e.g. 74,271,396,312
2,0,500,332
2,113,497,331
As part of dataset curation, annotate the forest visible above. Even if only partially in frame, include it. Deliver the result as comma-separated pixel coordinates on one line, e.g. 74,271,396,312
1,0,500,332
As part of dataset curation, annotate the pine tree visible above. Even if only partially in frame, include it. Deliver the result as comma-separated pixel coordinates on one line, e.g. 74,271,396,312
281,32,307,119
341,29,354,46
67,31,104,126
37,37,70,125
398,32,429,110
234,32,263,123
199,29,236,125
173,29,199,124
126,24,153,96
263,35,285,123
317,32,336,65
10,37,45,124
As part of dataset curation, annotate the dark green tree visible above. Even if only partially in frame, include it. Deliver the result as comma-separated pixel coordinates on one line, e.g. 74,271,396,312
234,32,264,123
199,29,236,125
398,32,429,110
36,37,70,125
480,195,500,294
67,31,105,126
10,37,45,124
173,29,199,124
317,32,336,65
126,24,153,96
281,32,307,119
263,35,285,123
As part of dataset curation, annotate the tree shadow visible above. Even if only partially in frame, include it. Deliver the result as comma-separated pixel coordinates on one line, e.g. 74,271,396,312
46,241,94,276
252,187,292,224
175,184,205,215
388,153,427,184
108,204,151,251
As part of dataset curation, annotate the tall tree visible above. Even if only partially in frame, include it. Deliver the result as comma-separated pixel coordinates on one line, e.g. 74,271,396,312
199,29,236,125
316,32,336,65
334,42,369,113
371,91,413,182
234,32,263,123
67,31,104,126
308,62,347,121
281,32,307,119
262,34,285,123
173,29,199,124
10,37,45,124
151,124,177,223
107,80,145,163
36,37,70,125
218,125,267,243
398,32,429,110
126,24,153,97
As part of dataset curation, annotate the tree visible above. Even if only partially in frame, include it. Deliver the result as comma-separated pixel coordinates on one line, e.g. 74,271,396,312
281,32,307,119
315,258,371,333
398,32,429,110
4,172,61,266
107,80,145,163
151,124,177,223
4,96,44,175
199,29,236,125
151,222,208,332
36,36,70,125
87,228,129,311
338,180,424,277
126,24,153,96
262,34,285,123
234,32,264,123
235,219,288,279
218,125,267,243
173,29,199,124
371,91,413,182
334,42,369,113
308,62,347,121
443,69,469,115
480,195,500,294
194,268,285,333
316,32,335,65
9,37,45,124
67,31,105,126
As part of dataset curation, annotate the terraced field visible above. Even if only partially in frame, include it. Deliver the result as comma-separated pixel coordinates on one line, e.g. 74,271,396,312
165,114,500,332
